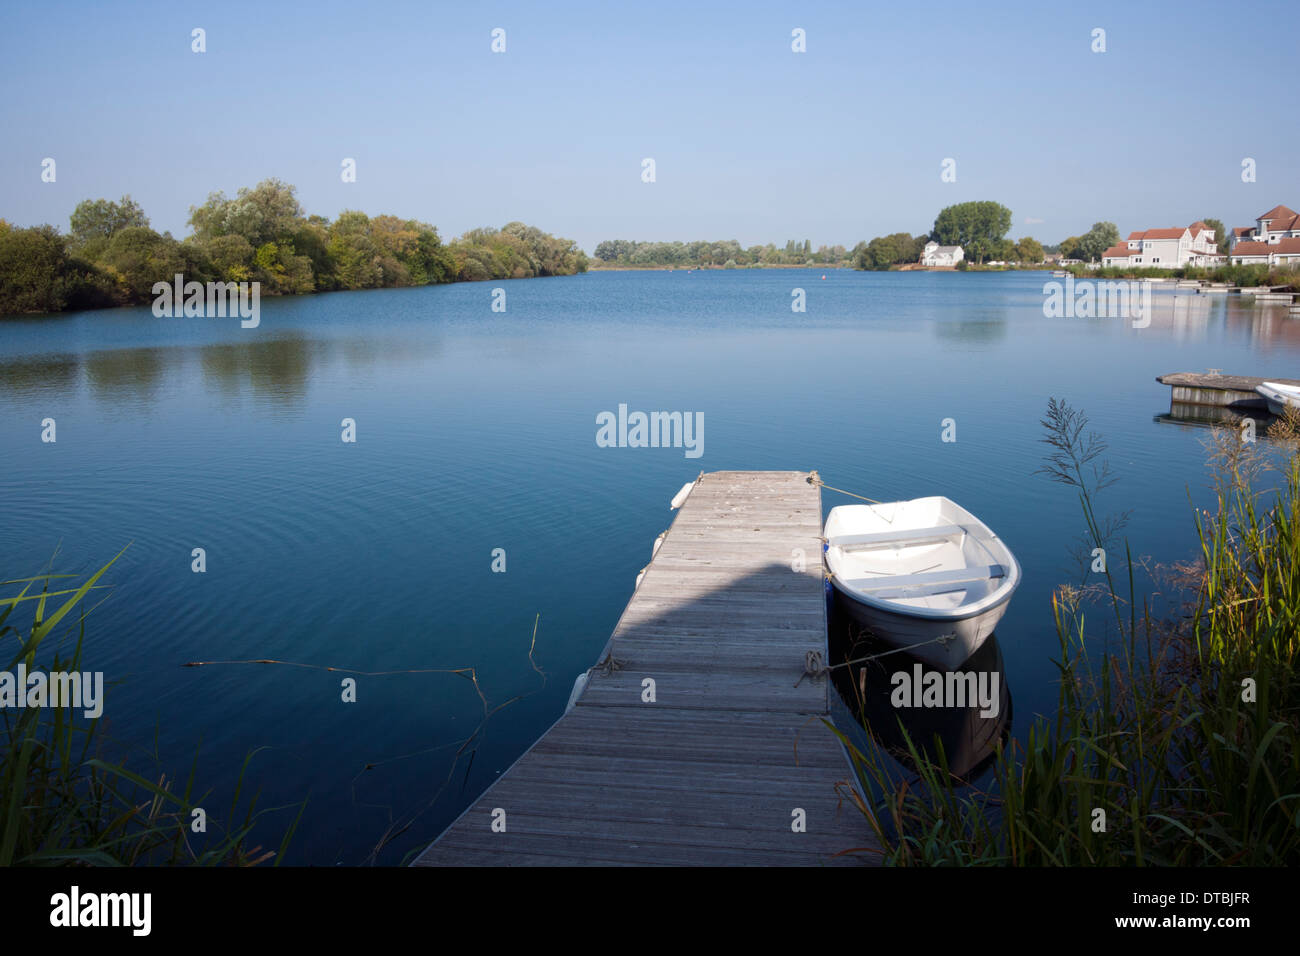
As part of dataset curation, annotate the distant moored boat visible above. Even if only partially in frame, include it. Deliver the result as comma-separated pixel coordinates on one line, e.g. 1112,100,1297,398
1256,381,1300,416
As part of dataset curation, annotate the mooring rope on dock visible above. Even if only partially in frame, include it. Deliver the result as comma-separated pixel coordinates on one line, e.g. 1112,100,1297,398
795,634,958,687
806,471,899,526
806,471,884,504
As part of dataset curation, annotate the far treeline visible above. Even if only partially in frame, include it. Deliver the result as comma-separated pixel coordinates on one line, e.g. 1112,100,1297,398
867,210,1218,272
592,202,1049,270
832,207,1222,271
593,238,852,268
592,202,1168,272
0,179,588,315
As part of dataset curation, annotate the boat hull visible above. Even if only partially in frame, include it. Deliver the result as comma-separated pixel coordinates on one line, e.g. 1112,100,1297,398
840,634,1013,780
830,577,1009,670
1256,382,1300,417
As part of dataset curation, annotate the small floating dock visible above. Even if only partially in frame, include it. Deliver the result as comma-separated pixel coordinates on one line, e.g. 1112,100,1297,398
1179,282,1292,300
413,470,873,866
1158,371,1300,408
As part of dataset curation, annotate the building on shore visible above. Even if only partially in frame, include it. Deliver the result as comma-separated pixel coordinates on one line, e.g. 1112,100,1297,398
920,242,963,267
1100,222,1222,268
1228,204,1300,266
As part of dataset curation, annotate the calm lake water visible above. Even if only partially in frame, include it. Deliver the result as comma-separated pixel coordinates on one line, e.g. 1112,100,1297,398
2,269,1297,864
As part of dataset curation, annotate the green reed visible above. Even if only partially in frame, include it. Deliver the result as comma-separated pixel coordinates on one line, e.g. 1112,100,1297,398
1,550,305,866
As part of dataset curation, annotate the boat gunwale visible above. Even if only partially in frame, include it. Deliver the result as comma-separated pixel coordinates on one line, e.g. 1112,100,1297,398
823,497,1020,621
1258,382,1300,401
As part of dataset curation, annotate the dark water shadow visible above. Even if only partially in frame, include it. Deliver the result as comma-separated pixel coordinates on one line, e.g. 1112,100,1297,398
933,317,1007,345
0,353,80,397
198,334,314,403
1153,400,1282,433
826,588,1013,784
85,347,167,401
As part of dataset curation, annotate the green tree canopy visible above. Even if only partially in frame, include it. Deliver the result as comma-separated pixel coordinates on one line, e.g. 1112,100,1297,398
0,179,584,315
1015,237,1044,263
69,196,149,245
594,239,635,263
931,201,1012,263
989,238,1017,262
0,225,73,313
856,232,925,270
203,234,255,282
1200,218,1226,249
188,178,304,249
1074,222,1121,262
449,223,586,280
98,226,189,298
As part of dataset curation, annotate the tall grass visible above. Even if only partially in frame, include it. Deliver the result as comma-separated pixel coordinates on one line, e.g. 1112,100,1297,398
1065,262,1300,289
832,400,1300,865
1,551,305,865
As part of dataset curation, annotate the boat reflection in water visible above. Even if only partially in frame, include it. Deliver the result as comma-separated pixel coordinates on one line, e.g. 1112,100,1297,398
827,601,1012,783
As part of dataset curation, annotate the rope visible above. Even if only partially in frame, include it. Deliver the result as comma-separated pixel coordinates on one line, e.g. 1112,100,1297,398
827,633,958,670
794,650,824,687
806,470,884,505
806,471,896,524
793,633,959,686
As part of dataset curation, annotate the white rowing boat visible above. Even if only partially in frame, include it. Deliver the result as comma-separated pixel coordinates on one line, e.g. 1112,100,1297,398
1255,381,1300,416
824,497,1020,669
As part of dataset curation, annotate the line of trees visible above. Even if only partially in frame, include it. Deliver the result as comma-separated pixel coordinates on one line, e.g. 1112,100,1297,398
595,203,1048,274
592,238,852,268
853,233,930,269
1056,222,1120,263
0,180,587,315
852,202,1044,270
930,201,1014,264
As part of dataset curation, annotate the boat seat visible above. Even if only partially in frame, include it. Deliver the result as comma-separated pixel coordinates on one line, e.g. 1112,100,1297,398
830,524,966,550
848,564,1005,598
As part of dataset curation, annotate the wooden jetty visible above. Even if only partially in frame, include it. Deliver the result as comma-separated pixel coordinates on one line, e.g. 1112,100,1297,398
413,470,874,866
1179,282,1293,298
1158,371,1300,408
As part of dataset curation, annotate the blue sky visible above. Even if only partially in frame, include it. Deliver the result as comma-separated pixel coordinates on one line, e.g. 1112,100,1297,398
1,0,1296,251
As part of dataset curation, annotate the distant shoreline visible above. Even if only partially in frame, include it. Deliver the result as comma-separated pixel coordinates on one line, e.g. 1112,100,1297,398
585,262,850,272
585,262,1052,273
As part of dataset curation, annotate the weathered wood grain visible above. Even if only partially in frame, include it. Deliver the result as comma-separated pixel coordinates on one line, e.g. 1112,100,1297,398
412,470,876,866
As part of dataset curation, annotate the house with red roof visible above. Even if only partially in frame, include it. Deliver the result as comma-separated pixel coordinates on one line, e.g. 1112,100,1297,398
1100,222,1222,268
1228,204,1300,266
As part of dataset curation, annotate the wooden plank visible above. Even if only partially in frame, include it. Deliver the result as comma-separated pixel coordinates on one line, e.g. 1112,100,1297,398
412,470,874,866
1159,371,1300,390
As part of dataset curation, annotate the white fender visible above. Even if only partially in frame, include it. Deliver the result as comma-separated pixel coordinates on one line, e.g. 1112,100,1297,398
670,482,694,510
652,532,665,557
565,672,589,714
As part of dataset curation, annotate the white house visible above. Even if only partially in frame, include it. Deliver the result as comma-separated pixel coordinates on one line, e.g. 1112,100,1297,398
1230,237,1300,266
1100,222,1222,268
921,242,963,267
1229,204,1300,248
1228,204,1300,265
